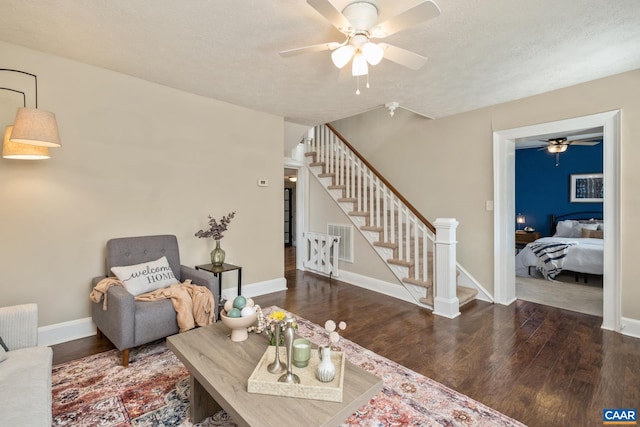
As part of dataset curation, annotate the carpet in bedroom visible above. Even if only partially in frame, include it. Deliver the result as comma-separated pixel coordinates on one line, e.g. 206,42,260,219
516,273,603,316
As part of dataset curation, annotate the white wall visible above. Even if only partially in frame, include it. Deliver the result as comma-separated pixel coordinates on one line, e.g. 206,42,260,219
332,69,640,321
0,41,285,327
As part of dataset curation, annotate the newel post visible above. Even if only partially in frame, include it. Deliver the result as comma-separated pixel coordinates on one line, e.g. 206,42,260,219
433,218,460,319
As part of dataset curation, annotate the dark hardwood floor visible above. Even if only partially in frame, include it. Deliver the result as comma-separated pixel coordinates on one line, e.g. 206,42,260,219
54,247,640,426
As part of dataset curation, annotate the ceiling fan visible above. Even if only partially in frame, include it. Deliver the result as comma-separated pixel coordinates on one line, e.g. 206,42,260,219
540,133,602,154
538,132,602,166
280,0,440,93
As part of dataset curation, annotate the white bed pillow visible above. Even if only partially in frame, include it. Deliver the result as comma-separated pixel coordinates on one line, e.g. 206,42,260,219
554,220,578,237
569,222,598,238
111,256,180,296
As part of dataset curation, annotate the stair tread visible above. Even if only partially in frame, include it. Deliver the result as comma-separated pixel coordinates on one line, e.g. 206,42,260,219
309,162,324,167
348,211,368,216
338,198,358,203
387,258,414,267
418,286,477,308
361,225,383,232
318,173,335,178
458,286,479,307
328,185,346,190
373,241,396,248
402,277,433,288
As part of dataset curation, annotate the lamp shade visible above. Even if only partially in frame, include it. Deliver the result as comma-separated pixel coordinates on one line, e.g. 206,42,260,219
2,126,50,160
516,213,525,224
10,107,61,147
351,53,368,76
362,42,384,65
331,45,355,69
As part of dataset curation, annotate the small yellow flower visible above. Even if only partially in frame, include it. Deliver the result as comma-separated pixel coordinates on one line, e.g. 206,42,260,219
268,310,286,321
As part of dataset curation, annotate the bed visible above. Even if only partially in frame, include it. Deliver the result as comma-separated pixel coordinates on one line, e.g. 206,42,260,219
515,211,603,280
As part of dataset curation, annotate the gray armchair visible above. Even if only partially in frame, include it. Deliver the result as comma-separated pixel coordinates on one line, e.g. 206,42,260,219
91,234,219,366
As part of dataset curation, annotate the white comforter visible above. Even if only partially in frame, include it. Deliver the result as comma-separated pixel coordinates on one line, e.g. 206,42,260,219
516,236,604,276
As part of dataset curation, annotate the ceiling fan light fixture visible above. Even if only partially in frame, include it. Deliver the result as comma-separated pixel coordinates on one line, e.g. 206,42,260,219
547,144,568,153
352,53,368,76
331,45,355,69
362,42,383,65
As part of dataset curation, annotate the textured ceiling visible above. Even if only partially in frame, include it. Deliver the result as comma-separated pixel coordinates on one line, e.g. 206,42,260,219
0,0,638,126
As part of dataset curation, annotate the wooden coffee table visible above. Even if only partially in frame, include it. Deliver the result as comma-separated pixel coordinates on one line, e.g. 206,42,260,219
167,321,382,427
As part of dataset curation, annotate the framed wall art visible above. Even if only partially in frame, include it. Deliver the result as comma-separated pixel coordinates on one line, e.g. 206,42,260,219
570,173,603,203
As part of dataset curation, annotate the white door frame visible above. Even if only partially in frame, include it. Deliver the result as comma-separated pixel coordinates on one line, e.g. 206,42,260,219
493,110,621,331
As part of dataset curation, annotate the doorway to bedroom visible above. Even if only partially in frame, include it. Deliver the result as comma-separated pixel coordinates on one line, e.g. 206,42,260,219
493,110,621,331
513,128,604,316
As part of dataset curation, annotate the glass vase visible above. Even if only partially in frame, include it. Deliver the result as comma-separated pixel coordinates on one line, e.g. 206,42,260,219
211,240,225,266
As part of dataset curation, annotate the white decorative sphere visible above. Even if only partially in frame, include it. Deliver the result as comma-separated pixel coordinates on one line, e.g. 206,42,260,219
240,306,256,317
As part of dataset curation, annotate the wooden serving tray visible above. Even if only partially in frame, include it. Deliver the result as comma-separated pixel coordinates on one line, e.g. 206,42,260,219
247,345,346,402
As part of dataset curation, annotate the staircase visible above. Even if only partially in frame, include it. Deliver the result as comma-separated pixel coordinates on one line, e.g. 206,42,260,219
304,124,478,313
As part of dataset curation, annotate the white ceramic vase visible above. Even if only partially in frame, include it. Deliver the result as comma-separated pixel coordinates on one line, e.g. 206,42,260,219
316,345,336,382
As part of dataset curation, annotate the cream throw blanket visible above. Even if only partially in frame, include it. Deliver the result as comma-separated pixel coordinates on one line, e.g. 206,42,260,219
90,278,215,332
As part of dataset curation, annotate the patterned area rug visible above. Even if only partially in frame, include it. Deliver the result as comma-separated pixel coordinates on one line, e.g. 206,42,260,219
52,307,526,426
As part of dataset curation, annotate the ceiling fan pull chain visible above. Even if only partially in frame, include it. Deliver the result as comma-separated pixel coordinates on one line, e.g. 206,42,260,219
356,76,361,95
366,73,370,89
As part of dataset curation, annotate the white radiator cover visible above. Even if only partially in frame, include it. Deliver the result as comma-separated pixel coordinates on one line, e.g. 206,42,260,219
327,223,353,263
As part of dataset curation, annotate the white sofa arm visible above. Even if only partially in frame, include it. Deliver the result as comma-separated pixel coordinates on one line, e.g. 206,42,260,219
0,303,38,350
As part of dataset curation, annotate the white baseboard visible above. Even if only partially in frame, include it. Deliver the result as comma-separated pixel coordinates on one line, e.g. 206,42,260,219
221,277,287,301
621,317,640,339
38,317,96,347
40,277,288,347
337,270,416,304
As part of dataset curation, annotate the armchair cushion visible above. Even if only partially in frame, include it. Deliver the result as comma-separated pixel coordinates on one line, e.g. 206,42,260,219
111,255,180,296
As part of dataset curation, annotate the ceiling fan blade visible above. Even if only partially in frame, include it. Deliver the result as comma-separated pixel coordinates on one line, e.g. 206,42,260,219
379,43,428,70
279,42,341,57
371,0,440,38
307,0,352,32
569,139,601,146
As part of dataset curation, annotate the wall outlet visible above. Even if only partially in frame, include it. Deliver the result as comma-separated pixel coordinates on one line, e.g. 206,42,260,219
257,179,269,187
485,200,494,211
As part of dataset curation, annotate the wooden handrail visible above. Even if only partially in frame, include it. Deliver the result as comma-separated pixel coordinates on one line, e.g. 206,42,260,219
326,123,436,234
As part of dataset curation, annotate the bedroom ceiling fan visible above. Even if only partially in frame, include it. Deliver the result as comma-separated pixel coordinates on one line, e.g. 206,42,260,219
279,0,441,94
542,134,602,153
537,132,602,166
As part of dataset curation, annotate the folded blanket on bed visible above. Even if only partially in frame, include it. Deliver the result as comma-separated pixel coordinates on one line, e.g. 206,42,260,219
529,241,577,280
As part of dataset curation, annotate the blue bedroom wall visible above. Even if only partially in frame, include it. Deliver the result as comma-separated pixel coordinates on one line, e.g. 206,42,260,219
515,143,603,236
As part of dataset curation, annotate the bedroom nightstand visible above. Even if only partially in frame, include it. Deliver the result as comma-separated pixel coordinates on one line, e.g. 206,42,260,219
515,231,541,251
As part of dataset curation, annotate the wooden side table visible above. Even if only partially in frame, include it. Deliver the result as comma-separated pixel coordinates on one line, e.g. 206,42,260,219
515,231,541,251
195,263,242,319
